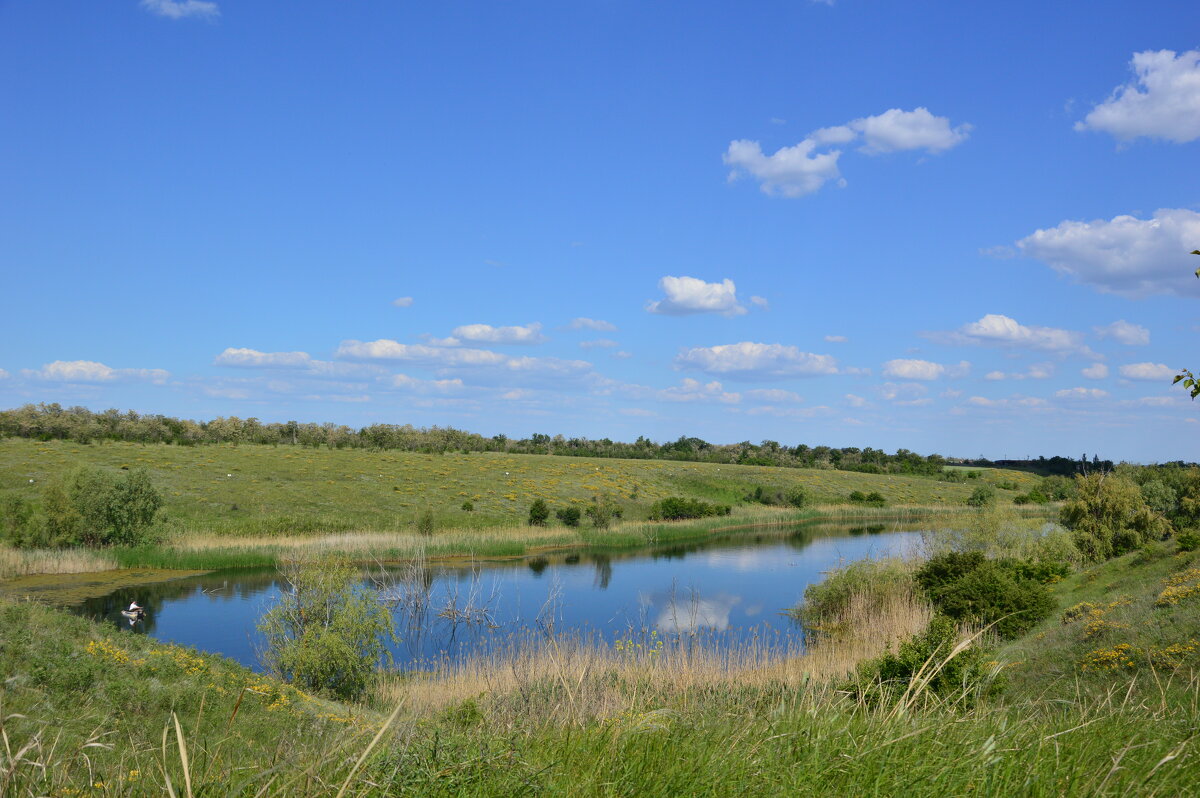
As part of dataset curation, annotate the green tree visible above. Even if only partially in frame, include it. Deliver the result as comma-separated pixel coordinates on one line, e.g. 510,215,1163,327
258,557,396,701
528,499,549,526
1059,473,1171,561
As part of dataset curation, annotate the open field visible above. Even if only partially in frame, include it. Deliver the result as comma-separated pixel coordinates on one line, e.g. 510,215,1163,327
0,439,1041,536
2,536,1199,795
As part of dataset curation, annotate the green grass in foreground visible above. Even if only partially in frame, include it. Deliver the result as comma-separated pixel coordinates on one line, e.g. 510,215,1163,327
3,540,1200,795
0,439,1040,538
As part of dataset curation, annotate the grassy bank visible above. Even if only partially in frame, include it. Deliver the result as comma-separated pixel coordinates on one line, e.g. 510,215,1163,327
4,533,1200,795
0,438,1040,536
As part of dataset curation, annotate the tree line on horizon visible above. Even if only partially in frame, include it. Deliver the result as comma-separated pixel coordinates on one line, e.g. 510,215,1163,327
0,402,1132,475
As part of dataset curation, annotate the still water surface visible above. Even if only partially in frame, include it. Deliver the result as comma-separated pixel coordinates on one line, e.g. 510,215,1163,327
73,522,924,671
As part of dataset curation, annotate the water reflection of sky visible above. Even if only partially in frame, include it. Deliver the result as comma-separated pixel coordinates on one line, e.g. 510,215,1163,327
74,525,923,671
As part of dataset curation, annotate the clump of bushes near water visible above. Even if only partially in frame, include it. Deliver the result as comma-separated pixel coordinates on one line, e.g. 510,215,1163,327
647,496,732,521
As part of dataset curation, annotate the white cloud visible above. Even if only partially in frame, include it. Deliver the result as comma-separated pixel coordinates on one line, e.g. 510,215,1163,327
392,297,414,308
612,351,633,360
569,317,617,332
929,314,1094,356
1119,362,1176,381
1095,320,1150,346
140,0,219,19
1017,208,1200,298
744,388,803,403
25,360,169,384
390,374,464,393
646,276,747,316
845,393,869,408
336,339,591,380
674,342,839,378
1055,387,1109,400
824,335,848,343
578,339,618,349
750,295,770,310
984,362,1056,381
723,138,844,198
1075,50,1200,143
619,407,656,417
0,369,8,380
657,378,741,405
877,382,930,406
215,348,314,368
1082,363,1110,379
450,322,545,345
985,371,1006,381
881,358,969,380
724,107,968,198
965,395,1048,409
849,107,971,154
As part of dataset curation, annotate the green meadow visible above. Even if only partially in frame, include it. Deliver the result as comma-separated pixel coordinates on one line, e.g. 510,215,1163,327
0,438,1038,536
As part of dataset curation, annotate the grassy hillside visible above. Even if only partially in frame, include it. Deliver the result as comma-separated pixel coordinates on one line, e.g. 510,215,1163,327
0,439,1041,537
3,536,1200,795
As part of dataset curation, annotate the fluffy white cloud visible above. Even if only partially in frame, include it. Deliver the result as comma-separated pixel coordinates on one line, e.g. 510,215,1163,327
215,348,314,368
1075,50,1200,142
877,382,930,405
450,322,545,345
612,351,633,360
849,107,971,154
824,335,848,343
845,393,869,407
724,107,968,198
929,314,1094,356
1119,362,1176,381
569,317,617,332
336,339,591,380
392,297,414,308
1017,209,1200,298
578,339,618,349
881,358,969,380
965,396,1048,409
657,378,741,404
723,138,845,198
750,295,770,310
141,0,219,19
1082,363,1110,379
646,276,747,316
674,342,838,378
984,363,1055,381
1055,387,1109,400
390,374,464,393
1094,320,1150,346
25,360,169,384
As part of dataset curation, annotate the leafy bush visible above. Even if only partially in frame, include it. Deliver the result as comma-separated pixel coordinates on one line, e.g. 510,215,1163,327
258,557,397,701
2,466,162,548
1012,489,1050,505
1178,531,1200,552
584,494,621,529
967,486,996,508
647,496,732,521
461,500,474,512
786,487,809,508
845,615,996,706
915,552,1055,639
528,499,550,526
996,481,1019,491
555,506,581,527
848,491,886,507
1060,474,1171,561
416,507,435,536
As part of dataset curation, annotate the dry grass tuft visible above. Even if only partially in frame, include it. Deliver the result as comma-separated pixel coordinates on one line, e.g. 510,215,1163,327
0,544,117,580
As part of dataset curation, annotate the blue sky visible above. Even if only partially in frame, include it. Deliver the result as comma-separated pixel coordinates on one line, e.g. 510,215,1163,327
1,0,1198,462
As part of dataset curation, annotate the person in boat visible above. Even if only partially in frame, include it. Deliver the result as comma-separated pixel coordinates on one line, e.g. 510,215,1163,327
122,601,146,625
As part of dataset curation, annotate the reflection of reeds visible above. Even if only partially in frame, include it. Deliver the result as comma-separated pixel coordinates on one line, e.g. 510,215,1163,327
375,583,931,724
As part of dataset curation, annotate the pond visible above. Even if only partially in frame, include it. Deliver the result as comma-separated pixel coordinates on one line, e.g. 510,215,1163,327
70,521,927,671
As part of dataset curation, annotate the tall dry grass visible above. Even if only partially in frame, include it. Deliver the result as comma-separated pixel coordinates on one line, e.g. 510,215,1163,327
0,544,117,580
375,581,932,724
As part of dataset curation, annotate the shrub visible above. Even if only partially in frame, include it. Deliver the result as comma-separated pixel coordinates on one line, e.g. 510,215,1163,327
528,499,550,526
1060,474,1171,561
647,496,731,521
585,495,621,529
795,557,917,633
555,506,582,527
786,487,809,509
915,552,1055,639
6,466,163,548
461,500,474,512
1012,489,1050,506
848,491,886,507
258,557,397,701
967,485,996,508
996,481,1019,491
1178,531,1200,552
845,615,996,706
416,507,435,536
